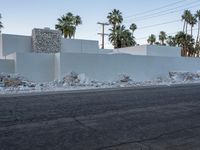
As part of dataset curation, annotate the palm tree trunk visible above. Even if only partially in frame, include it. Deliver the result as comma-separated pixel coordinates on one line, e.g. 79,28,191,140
185,23,188,56
191,26,193,37
183,21,186,33
113,24,116,48
186,23,188,36
196,21,200,45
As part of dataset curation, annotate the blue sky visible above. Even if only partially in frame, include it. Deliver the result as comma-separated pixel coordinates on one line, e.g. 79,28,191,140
0,0,199,48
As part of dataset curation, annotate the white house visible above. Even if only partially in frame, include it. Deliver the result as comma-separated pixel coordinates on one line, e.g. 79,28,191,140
0,28,200,82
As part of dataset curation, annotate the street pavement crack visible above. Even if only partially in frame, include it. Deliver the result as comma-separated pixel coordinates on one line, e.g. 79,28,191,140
95,124,200,150
73,117,95,131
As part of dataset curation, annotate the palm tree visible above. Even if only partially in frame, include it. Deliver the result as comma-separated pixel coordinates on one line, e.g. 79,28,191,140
175,31,195,56
147,34,156,45
109,25,136,48
182,13,186,33
195,10,200,45
120,29,136,48
159,31,167,45
188,15,197,37
0,14,3,33
107,9,123,29
129,23,137,35
55,12,82,39
107,9,123,48
166,36,177,46
182,10,192,36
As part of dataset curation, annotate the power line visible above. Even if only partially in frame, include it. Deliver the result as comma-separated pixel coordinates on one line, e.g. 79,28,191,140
124,0,189,19
125,0,200,21
125,3,200,23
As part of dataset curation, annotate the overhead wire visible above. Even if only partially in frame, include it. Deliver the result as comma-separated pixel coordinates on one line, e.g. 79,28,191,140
124,1,200,22
137,19,181,30
125,0,189,19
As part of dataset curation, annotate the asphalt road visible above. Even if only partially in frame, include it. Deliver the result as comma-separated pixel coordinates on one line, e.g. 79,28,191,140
1,84,200,150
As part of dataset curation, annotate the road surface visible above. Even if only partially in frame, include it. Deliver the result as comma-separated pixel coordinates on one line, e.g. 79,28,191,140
0,84,200,150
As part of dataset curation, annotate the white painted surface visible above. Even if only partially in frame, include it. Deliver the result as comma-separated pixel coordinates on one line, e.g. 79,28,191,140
115,45,147,55
0,35,3,58
115,45,181,57
98,49,114,54
61,38,99,53
58,53,200,82
1,34,32,56
147,45,181,57
54,53,60,80
15,53,55,82
1,52,200,82
0,59,15,73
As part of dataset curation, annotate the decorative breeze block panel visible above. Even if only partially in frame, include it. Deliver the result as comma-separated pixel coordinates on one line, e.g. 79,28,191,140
32,28,61,53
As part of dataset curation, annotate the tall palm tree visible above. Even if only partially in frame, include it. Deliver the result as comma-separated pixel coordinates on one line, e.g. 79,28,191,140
0,14,3,33
195,10,200,45
129,23,137,35
107,9,123,29
109,25,123,48
55,12,82,39
107,9,123,48
175,31,195,56
166,36,177,46
182,13,186,33
120,29,136,48
109,25,136,48
147,34,156,45
182,10,192,36
188,15,197,37
159,31,167,45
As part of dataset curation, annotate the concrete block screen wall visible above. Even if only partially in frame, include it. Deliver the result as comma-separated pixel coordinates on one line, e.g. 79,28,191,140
32,28,61,53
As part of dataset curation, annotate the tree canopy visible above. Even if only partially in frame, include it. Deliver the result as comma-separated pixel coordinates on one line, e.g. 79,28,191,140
55,12,82,39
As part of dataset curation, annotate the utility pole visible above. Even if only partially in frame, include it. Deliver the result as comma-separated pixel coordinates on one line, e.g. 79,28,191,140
97,22,109,49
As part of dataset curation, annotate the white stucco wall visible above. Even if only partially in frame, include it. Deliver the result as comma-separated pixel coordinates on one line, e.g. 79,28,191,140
54,53,60,80
0,59,15,73
114,45,181,57
58,53,200,82
1,52,200,82
61,39,99,53
1,34,32,56
114,45,147,55
0,34,3,58
15,53,55,82
147,45,181,57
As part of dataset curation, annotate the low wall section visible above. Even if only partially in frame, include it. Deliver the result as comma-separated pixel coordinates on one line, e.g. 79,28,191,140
58,53,200,81
0,59,15,73
15,53,55,82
